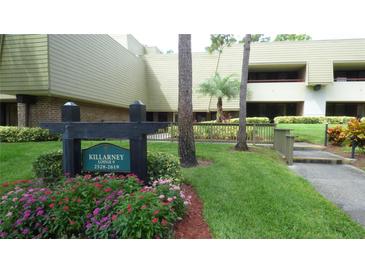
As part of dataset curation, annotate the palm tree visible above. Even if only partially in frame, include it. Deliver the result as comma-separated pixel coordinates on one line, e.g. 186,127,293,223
235,34,251,151
178,34,198,167
205,35,236,116
197,73,240,122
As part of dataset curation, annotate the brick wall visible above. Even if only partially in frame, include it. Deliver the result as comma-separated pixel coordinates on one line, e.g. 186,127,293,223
28,96,129,127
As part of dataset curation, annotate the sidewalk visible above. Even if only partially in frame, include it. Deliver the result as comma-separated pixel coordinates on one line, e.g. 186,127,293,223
290,163,365,227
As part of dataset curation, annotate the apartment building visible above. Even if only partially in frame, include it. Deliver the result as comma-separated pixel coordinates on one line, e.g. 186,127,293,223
0,34,364,126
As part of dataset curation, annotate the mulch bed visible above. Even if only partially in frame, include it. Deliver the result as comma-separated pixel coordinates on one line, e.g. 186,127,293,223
325,145,365,170
174,184,212,239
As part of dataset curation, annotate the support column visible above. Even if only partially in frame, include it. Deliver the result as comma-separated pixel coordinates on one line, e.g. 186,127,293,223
17,102,28,127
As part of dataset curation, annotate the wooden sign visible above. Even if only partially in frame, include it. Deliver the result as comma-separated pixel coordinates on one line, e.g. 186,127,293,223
40,100,168,183
82,143,130,172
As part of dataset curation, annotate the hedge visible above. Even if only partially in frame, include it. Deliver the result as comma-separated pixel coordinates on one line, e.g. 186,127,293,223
0,126,59,142
201,117,270,124
274,116,355,124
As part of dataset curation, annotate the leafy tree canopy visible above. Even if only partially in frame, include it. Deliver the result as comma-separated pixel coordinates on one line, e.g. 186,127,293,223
205,34,237,54
274,34,312,41
240,34,271,43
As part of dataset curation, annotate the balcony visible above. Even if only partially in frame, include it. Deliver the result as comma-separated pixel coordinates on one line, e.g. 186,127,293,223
248,64,306,83
333,62,365,82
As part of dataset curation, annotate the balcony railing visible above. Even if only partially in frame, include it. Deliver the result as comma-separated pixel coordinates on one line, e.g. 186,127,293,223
248,79,304,83
334,77,365,82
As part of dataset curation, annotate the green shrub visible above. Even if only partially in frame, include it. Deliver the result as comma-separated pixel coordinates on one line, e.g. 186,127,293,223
147,151,182,183
33,151,63,181
0,126,59,142
229,117,270,124
201,117,270,124
32,150,182,184
274,116,355,124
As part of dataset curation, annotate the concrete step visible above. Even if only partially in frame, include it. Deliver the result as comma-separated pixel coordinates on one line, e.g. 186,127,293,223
293,150,348,165
294,142,325,151
293,157,344,164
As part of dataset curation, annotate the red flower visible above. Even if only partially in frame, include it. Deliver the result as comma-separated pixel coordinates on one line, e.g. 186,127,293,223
162,202,170,206
63,206,69,212
153,210,159,216
2,182,9,187
83,174,92,180
141,205,147,209
104,187,112,193
51,196,56,201
49,203,55,209
138,195,144,199
112,214,117,221
69,220,76,225
58,201,63,205
44,190,52,195
127,204,132,213
64,197,69,203
152,218,158,224
102,179,108,183
76,198,81,203
94,183,103,189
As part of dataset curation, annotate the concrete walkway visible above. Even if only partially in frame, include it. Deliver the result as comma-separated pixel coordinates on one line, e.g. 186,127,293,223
290,163,365,226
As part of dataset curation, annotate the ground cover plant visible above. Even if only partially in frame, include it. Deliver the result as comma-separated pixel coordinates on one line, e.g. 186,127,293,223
0,174,188,239
1,141,364,238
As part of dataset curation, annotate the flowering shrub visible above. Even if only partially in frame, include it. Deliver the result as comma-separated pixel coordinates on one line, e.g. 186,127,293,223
0,175,189,239
327,125,346,146
345,118,365,149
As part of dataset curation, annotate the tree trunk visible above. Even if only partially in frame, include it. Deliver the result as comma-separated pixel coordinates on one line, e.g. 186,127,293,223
216,97,224,123
235,34,251,151
178,34,198,167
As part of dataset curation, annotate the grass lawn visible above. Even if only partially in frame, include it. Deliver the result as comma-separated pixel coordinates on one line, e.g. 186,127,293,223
277,123,332,145
1,141,364,238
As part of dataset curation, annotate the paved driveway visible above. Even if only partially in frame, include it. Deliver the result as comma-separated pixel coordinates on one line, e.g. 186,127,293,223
290,163,365,227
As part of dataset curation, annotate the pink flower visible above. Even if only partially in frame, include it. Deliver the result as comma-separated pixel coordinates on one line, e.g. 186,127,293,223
6,212,12,217
167,197,173,202
152,218,158,224
93,208,100,215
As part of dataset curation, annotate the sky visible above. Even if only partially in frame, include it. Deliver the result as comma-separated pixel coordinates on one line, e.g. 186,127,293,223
133,33,365,53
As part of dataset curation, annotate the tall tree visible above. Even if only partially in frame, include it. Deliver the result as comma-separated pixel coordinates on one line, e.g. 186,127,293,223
205,34,236,115
235,34,251,151
274,34,311,41
197,73,240,122
178,34,198,167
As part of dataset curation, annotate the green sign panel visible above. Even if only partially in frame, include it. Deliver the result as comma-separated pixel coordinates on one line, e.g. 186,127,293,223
82,143,130,172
